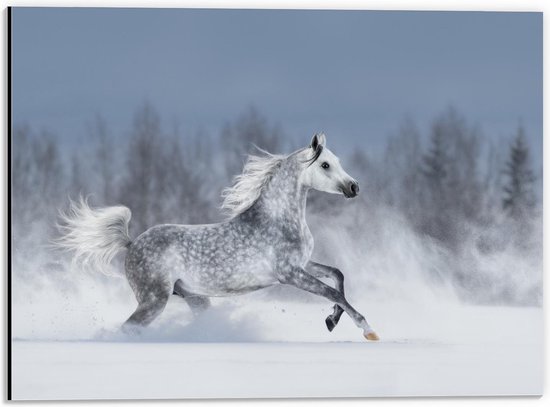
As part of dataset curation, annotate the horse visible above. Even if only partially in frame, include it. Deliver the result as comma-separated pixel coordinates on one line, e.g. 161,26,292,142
57,133,379,341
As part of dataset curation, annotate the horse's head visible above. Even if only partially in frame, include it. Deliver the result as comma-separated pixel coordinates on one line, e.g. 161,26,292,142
301,133,359,198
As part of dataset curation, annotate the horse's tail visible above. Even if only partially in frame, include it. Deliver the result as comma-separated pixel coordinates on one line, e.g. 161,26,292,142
55,196,132,275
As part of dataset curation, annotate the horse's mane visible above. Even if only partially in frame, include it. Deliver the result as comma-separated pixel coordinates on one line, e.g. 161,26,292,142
221,150,286,218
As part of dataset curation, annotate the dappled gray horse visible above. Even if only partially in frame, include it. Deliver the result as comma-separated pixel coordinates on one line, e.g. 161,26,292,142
58,134,379,340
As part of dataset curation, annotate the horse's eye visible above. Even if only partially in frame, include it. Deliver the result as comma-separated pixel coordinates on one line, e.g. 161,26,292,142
321,162,330,169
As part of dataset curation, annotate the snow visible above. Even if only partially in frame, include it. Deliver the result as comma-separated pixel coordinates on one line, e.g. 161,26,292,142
10,204,543,400
11,295,543,400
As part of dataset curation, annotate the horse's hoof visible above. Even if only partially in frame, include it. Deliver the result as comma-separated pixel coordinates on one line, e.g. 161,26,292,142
364,331,379,341
325,316,336,332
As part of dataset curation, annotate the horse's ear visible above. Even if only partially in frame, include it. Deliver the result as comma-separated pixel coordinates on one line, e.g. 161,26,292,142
310,133,326,150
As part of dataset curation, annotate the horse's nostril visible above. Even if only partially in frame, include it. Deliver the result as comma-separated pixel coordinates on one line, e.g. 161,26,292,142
350,182,359,195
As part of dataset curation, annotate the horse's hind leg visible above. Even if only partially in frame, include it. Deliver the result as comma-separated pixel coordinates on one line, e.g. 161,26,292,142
123,297,169,333
173,279,211,316
306,261,345,332
122,268,172,333
122,290,171,333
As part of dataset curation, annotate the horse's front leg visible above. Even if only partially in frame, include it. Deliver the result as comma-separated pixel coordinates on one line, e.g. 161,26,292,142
278,267,379,341
306,261,345,332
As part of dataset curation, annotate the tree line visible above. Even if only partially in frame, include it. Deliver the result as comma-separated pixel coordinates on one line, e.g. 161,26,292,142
11,103,541,304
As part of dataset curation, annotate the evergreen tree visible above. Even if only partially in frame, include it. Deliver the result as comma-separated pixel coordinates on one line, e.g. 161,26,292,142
419,118,451,244
502,125,536,219
419,108,482,250
422,121,448,193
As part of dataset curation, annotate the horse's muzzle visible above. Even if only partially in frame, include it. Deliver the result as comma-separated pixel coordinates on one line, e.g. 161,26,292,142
342,181,359,198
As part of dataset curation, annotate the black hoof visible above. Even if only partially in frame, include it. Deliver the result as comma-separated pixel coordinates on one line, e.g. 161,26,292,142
325,316,336,332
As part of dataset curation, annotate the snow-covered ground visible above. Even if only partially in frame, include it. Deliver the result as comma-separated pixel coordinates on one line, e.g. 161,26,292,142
10,205,543,400
11,291,543,400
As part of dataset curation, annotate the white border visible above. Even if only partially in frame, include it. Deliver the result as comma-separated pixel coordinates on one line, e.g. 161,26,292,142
1,1,546,406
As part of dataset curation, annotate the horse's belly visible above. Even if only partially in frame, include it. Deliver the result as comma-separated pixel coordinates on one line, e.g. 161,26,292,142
177,257,278,297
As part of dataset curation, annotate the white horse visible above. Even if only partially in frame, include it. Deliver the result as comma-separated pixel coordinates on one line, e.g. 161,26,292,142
58,133,379,341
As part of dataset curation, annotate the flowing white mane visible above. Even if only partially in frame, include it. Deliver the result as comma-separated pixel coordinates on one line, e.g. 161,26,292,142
221,151,286,218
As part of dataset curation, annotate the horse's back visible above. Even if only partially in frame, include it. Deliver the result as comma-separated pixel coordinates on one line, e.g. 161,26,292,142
126,222,220,268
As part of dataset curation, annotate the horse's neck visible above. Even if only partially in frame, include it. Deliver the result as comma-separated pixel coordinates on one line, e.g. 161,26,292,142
243,157,308,226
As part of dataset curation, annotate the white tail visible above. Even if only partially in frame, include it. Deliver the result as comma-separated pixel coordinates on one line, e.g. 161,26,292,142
56,196,132,275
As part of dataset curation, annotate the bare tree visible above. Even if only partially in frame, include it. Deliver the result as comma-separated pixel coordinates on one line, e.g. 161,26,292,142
11,125,34,227
221,106,284,180
118,103,221,233
383,117,423,213
89,114,115,205
118,103,165,234
159,133,215,224
30,130,65,216
11,125,65,262
69,151,85,198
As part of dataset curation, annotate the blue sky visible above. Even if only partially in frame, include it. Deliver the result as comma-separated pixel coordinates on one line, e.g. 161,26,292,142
11,8,542,163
